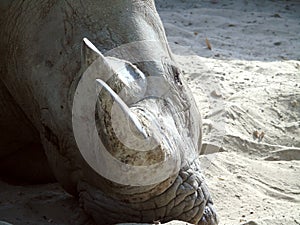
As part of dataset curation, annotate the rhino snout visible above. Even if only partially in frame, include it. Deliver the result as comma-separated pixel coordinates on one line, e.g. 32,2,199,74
78,159,218,225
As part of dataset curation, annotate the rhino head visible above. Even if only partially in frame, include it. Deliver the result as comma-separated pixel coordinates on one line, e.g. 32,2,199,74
0,0,218,224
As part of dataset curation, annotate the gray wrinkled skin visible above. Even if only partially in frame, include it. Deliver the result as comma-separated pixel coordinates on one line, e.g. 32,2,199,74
0,1,218,224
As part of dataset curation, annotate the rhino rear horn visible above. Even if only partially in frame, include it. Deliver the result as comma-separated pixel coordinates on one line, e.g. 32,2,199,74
81,37,117,82
81,38,102,68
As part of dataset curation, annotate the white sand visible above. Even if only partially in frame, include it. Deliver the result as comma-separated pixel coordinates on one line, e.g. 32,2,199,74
1,0,299,224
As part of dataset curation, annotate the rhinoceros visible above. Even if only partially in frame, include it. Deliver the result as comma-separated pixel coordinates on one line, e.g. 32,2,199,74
0,1,218,224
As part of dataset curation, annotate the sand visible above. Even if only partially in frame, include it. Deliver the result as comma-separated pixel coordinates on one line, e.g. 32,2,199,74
1,0,299,224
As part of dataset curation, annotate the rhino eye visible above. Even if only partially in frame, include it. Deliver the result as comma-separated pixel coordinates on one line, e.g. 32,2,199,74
161,57,182,86
171,65,182,86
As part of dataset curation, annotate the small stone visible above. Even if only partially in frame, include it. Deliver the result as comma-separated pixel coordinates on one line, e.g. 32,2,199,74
241,221,259,225
291,100,298,107
271,13,281,18
211,90,222,98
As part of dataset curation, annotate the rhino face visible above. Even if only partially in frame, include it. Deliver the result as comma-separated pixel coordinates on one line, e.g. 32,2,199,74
70,38,219,225
73,38,202,187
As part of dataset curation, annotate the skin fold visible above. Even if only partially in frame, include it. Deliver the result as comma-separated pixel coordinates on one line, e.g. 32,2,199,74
0,1,218,224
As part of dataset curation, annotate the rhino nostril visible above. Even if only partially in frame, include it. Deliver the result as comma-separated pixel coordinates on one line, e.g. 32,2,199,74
199,203,219,225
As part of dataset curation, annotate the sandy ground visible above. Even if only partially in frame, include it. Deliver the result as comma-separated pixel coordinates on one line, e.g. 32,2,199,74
1,0,299,224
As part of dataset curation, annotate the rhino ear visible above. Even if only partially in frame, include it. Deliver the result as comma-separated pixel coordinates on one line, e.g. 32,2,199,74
81,38,104,69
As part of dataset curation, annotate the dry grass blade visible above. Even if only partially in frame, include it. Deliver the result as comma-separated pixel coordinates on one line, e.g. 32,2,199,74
259,131,265,140
205,37,212,50
253,130,259,138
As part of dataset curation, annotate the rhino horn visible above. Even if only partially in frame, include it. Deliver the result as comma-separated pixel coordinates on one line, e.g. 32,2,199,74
81,37,102,68
82,37,147,138
95,78,147,139
81,38,115,81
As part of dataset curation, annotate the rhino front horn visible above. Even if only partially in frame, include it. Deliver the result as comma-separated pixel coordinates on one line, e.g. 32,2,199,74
72,38,181,186
95,78,147,139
